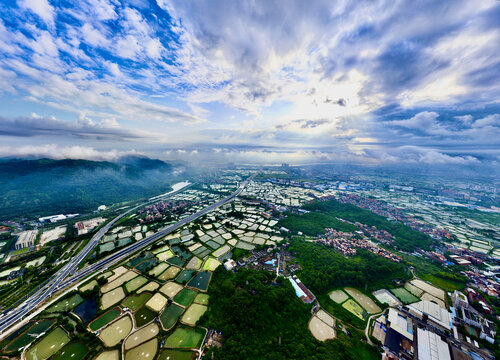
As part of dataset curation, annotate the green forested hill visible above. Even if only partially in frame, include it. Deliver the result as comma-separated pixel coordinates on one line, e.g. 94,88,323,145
0,156,180,220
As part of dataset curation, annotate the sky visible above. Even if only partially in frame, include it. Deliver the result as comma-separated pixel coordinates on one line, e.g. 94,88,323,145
0,0,499,167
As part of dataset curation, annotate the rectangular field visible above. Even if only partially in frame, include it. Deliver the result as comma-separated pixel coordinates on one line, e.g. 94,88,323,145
345,288,381,314
165,328,204,348
25,327,70,360
329,290,349,304
187,271,211,291
410,279,445,300
390,288,419,304
342,299,366,320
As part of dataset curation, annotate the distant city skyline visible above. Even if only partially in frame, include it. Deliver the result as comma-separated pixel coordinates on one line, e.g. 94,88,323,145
0,0,499,167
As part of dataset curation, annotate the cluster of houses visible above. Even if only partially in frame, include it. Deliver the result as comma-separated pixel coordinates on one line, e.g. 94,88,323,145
317,228,401,262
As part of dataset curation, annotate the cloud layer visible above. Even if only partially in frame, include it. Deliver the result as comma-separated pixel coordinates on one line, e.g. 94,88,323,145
0,0,499,167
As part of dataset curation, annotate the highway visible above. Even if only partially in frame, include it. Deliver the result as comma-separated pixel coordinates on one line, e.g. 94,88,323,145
0,178,249,336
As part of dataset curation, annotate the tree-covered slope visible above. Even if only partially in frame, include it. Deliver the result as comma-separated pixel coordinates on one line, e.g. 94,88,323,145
0,156,180,220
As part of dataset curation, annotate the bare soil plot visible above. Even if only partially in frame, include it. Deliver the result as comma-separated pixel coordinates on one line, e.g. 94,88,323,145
181,304,207,326
410,279,445,300
328,290,349,304
125,339,157,360
101,271,138,293
308,316,336,341
315,309,335,327
99,316,132,347
124,323,159,350
345,288,381,314
101,287,126,310
186,257,202,270
420,292,446,308
373,289,401,307
159,281,184,298
107,266,128,282
158,266,181,281
145,293,168,312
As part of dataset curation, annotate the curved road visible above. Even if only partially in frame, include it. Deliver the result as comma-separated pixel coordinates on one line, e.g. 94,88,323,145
0,178,250,335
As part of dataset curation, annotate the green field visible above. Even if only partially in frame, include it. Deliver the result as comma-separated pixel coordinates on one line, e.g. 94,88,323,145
181,304,207,326
124,276,148,292
158,349,194,360
135,307,157,327
122,292,152,311
125,339,157,360
4,319,54,352
176,270,195,284
194,293,209,305
25,327,70,360
174,289,197,307
168,256,186,267
47,294,84,313
342,299,366,320
11,247,29,256
187,272,211,291
135,258,158,273
89,308,121,331
53,342,88,360
390,288,419,304
202,258,221,271
165,328,204,348
160,304,184,330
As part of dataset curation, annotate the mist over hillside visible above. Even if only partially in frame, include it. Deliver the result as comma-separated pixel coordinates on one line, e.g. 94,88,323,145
0,156,184,220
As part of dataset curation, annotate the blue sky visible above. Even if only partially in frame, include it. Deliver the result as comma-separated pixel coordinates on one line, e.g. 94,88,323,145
0,0,499,167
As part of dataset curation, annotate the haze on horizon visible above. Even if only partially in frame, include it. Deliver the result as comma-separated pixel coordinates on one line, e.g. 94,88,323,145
0,0,499,168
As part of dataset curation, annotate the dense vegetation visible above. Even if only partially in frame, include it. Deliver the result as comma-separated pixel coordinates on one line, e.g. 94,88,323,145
289,239,411,294
278,212,358,236
202,267,379,360
302,199,433,251
0,156,180,220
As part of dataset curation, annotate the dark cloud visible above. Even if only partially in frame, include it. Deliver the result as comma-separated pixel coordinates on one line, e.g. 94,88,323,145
0,116,152,141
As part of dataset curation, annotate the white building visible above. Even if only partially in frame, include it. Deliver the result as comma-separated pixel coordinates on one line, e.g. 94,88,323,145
224,259,237,271
417,328,451,360
409,300,452,331
15,230,38,250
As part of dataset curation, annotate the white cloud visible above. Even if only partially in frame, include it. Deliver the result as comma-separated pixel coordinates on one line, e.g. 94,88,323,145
0,144,142,161
18,0,55,26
